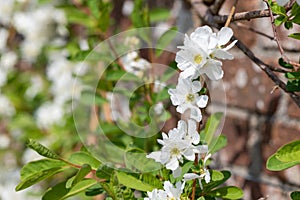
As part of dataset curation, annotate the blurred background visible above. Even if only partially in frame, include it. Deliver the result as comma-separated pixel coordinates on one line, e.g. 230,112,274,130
0,0,299,199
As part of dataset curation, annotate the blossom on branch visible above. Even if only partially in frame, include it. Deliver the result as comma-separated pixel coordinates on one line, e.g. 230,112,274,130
144,181,184,200
176,26,236,80
168,77,208,122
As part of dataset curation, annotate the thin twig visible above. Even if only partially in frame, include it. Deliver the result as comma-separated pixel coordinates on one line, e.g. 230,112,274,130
224,0,239,27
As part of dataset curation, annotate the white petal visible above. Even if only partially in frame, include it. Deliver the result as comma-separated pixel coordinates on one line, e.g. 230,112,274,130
147,151,162,163
203,153,212,165
180,66,197,79
192,81,202,93
196,95,208,108
189,106,202,122
183,173,201,181
194,144,209,154
297,0,300,5
223,40,237,51
182,148,195,161
204,170,211,183
218,27,233,46
166,157,179,170
200,60,223,81
173,166,182,178
213,49,234,60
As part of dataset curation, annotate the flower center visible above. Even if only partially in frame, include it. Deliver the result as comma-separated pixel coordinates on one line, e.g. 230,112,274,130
194,54,203,64
171,148,180,156
200,168,205,175
186,93,195,102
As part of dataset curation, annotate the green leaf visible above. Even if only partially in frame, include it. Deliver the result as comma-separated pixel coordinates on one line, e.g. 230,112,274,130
287,80,300,92
116,171,156,191
209,135,227,154
141,173,163,189
62,179,97,199
26,139,59,160
155,88,170,102
42,181,70,200
292,3,300,16
100,182,117,200
96,165,114,180
210,170,224,181
284,21,293,29
278,57,294,69
210,186,243,199
63,7,95,27
274,15,287,26
275,140,300,162
285,71,300,79
85,183,104,196
67,164,92,188
155,27,178,57
131,0,150,28
289,33,300,40
291,191,300,200
149,8,170,23
291,13,300,24
270,4,286,16
68,151,101,170
266,154,300,171
204,112,224,147
16,167,65,191
204,170,231,192
20,159,67,181
80,91,108,106
125,148,162,172
106,70,141,82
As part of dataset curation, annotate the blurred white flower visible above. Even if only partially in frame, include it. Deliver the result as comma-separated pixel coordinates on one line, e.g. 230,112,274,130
107,92,132,122
0,134,10,149
0,94,15,117
25,75,44,99
153,102,164,115
0,28,9,53
0,0,15,25
153,80,166,93
122,0,134,16
168,77,208,122
13,5,67,62
0,51,17,71
144,189,167,200
35,101,64,129
121,51,151,77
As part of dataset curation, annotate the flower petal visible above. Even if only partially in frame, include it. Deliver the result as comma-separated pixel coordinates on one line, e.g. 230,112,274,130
218,27,233,46
196,95,208,108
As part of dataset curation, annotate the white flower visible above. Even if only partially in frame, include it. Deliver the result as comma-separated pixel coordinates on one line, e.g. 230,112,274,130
177,119,200,145
146,125,195,177
153,102,164,115
163,181,185,200
276,0,300,6
183,153,211,189
176,26,236,80
144,189,167,200
121,51,151,77
0,94,15,117
0,51,17,72
168,77,208,122
25,75,44,99
35,101,64,129
0,0,15,25
0,28,9,53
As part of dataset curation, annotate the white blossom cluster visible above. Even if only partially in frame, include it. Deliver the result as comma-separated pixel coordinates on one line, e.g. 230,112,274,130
145,26,236,199
276,0,300,6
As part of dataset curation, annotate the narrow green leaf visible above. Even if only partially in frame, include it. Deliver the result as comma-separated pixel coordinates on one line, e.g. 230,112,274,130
68,151,101,170
275,140,300,162
20,159,66,181
285,71,300,79
16,167,65,191
85,183,104,196
204,112,224,147
291,13,300,24
210,186,243,199
266,154,300,171
116,171,155,191
69,164,92,188
289,33,300,40
42,181,70,200
62,179,97,199
149,8,170,23
209,135,227,154
96,165,114,180
141,173,163,189
106,70,141,82
270,4,287,16
274,15,287,26
278,58,294,69
100,182,118,200
26,139,59,159
155,27,178,57
291,191,300,200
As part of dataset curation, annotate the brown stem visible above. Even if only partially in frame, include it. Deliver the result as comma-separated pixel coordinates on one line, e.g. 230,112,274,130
210,0,226,15
191,153,199,200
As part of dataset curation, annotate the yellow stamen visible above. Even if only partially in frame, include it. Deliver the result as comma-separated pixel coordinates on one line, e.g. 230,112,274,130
186,93,195,102
194,54,203,64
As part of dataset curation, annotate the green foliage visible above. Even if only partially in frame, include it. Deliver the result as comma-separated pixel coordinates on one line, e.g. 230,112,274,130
155,27,178,57
131,0,150,28
267,140,300,171
66,164,92,188
209,186,244,199
149,8,170,23
202,112,224,148
68,151,101,170
26,139,60,160
116,171,156,191
291,191,300,200
279,58,294,69
288,33,300,40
